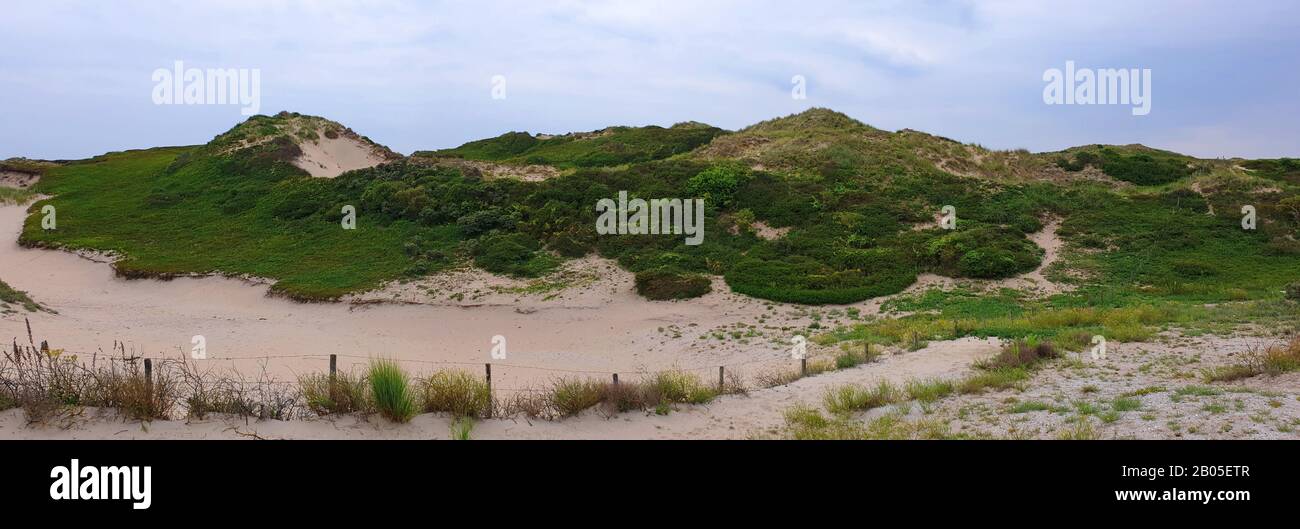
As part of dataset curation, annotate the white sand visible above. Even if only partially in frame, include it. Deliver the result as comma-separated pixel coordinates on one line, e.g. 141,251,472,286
0,170,39,189
292,129,390,178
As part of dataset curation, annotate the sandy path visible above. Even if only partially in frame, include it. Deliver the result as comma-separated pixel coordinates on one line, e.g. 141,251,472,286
0,337,999,440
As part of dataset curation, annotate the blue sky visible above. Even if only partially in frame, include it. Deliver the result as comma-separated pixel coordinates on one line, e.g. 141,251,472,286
2,0,1298,160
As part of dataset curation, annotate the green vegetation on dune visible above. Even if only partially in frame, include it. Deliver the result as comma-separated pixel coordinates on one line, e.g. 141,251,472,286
15,108,1300,313
1239,158,1300,186
0,186,36,205
21,141,427,300
0,278,49,313
420,122,725,168
1054,145,1200,185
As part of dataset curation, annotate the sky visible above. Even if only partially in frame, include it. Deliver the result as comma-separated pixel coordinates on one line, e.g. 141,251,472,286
2,0,1298,160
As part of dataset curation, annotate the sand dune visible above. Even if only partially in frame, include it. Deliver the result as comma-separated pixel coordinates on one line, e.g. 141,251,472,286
292,128,390,178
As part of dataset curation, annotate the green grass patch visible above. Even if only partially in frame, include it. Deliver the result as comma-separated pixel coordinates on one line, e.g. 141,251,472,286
368,359,417,422
824,381,902,414
0,278,49,313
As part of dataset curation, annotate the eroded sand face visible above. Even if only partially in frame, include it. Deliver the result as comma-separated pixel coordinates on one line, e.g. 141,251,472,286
292,129,390,178
0,171,39,189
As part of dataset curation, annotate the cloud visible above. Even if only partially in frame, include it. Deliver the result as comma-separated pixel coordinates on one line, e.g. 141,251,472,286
1,0,1297,159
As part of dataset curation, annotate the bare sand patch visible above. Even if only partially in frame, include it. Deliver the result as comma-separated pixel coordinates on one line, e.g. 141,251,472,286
1002,218,1070,295
0,171,39,189
750,221,790,240
293,127,392,178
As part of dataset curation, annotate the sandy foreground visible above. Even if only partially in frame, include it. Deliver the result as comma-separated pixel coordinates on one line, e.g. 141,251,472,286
0,337,1000,439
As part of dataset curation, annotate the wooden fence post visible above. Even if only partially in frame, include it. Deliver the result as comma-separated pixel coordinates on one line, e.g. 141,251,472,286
484,363,493,416
800,357,807,377
718,366,725,390
329,354,338,401
143,358,153,403
612,373,619,385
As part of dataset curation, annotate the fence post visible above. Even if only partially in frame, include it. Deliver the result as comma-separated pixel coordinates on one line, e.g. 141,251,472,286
718,366,725,390
484,363,493,416
612,373,619,385
329,354,338,402
800,358,807,377
143,358,153,403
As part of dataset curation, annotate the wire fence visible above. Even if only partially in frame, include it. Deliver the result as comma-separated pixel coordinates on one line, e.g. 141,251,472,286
4,334,860,393
1,331,881,423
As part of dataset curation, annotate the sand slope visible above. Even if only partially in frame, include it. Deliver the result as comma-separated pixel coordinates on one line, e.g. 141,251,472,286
292,129,391,177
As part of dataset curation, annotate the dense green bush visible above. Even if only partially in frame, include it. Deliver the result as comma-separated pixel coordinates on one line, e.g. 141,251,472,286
724,257,916,305
1057,147,1193,186
457,207,515,237
634,268,712,300
1287,282,1300,301
471,233,557,277
686,162,750,207
958,249,1022,278
924,226,1041,279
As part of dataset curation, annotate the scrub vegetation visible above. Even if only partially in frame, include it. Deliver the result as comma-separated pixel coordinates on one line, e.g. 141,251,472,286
15,109,1298,323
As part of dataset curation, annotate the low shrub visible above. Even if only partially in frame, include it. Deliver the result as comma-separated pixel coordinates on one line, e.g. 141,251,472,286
549,378,605,417
634,268,712,300
471,233,558,277
1201,337,1300,382
924,226,1042,279
975,338,1058,370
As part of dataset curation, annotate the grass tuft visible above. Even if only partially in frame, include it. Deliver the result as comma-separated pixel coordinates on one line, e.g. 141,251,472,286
422,369,492,418
824,380,901,414
368,359,416,423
